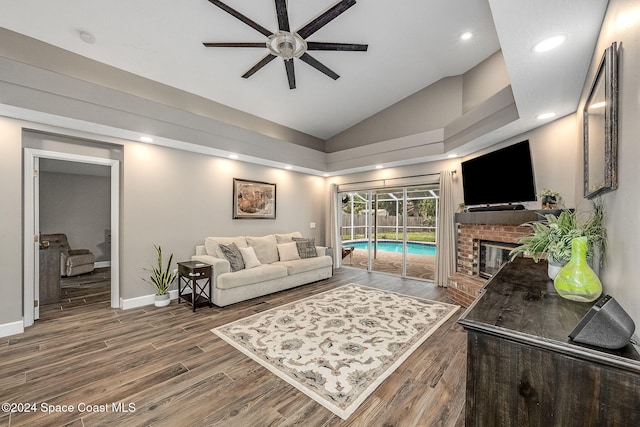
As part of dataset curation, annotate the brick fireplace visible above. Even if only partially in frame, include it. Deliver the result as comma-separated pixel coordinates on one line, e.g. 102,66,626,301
447,210,537,307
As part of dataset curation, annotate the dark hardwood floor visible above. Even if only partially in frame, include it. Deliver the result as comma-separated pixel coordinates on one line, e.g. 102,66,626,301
0,268,467,427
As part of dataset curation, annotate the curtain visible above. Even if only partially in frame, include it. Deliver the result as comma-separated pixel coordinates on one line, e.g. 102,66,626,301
329,184,341,268
435,170,456,287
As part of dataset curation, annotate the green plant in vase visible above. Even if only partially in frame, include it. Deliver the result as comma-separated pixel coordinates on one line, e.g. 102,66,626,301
143,244,177,307
509,199,606,279
554,236,602,302
537,188,561,209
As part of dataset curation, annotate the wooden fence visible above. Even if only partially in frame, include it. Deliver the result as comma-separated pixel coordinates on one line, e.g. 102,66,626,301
341,214,432,236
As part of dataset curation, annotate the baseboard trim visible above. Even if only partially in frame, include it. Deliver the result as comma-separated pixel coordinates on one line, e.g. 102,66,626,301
120,289,180,310
0,320,25,338
95,261,111,269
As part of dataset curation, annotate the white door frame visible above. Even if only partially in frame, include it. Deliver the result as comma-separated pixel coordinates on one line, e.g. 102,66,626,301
23,148,120,327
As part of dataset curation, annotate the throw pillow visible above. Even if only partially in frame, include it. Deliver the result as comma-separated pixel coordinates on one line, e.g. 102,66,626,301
275,232,302,244
292,237,317,259
219,242,245,272
205,236,248,259
246,235,279,264
277,242,301,261
204,237,220,257
239,246,261,269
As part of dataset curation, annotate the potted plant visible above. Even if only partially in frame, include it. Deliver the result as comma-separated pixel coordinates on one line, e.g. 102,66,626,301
537,188,561,209
144,244,177,307
509,199,606,279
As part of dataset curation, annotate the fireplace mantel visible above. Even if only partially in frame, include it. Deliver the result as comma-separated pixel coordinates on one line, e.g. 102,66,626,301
455,210,540,225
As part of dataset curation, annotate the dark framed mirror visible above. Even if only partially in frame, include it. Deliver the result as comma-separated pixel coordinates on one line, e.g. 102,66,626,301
584,41,618,199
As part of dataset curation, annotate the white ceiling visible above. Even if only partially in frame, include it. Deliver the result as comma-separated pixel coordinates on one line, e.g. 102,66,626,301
0,0,608,158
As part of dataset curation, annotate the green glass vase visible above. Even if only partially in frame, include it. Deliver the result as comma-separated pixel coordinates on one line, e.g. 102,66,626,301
553,236,603,302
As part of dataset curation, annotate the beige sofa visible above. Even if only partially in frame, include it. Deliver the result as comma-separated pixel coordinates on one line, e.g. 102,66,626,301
191,232,333,307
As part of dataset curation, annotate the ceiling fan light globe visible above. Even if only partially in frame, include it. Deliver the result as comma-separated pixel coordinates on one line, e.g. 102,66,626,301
279,39,295,59
268,31,307,59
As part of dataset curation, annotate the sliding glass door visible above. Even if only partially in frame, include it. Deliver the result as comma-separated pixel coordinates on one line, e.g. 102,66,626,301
339,185,439,281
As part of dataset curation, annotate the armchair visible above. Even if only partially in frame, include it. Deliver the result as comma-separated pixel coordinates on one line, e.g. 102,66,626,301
41,233,96,277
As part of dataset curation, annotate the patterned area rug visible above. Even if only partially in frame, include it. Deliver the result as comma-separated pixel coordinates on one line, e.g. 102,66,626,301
212,284,458,419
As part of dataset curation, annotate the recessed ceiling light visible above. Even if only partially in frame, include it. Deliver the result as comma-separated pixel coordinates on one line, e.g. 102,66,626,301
375,165,383,170
284,165,292,170
533,35,567,53
323,173,330,177
229,153,238,159
79,30,96,44
447,153,458,159
536,112,556,120
460,32,473,41
139,136,153,143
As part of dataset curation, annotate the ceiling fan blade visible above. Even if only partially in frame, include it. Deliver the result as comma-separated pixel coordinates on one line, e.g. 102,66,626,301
203,42,266,48
284,58,296,89
306,42,368,51
242,54,277,79
208,0,272,37
275,0,290,32
296,0,357,39
299,52,339,80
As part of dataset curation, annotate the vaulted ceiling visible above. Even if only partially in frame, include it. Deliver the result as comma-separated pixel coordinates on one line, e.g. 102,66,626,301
0,0,609,174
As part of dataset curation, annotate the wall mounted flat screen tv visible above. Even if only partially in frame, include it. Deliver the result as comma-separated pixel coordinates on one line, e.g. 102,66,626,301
461,140,537,206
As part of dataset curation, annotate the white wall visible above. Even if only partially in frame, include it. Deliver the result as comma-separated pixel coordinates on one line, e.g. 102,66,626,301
108,138,327,299
577,0,640,327
40,172,111,262
0,117,23,327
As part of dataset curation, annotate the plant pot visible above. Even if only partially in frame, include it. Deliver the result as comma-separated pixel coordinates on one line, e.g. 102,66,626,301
541,196,558,209
547,257,565,280
154,293,170,307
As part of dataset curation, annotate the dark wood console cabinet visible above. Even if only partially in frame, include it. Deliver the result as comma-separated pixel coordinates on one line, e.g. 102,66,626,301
458,257,640,426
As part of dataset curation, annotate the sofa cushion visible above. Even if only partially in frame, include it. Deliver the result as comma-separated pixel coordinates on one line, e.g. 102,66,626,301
275,231,302,244
277,242,301,261
219,242,245,272
274,255,333,275
216,264,288,290
205,236,248,258
246,234,279,264
292,237,318,258
239,246,261,269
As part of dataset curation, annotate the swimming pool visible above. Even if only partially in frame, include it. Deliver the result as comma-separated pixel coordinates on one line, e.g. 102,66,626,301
344,241,436,256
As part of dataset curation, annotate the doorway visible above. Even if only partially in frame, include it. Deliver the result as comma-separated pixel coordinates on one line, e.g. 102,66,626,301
23,148,120,327
339,185,439,280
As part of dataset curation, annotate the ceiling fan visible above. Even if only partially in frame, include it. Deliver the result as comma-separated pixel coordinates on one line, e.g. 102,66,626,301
203,0,368,89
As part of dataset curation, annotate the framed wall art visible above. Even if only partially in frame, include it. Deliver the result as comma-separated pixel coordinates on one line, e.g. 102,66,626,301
583,41,618,199
233,178,276,219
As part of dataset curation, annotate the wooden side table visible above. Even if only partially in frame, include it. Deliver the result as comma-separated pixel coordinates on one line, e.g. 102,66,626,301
177,261,212,312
